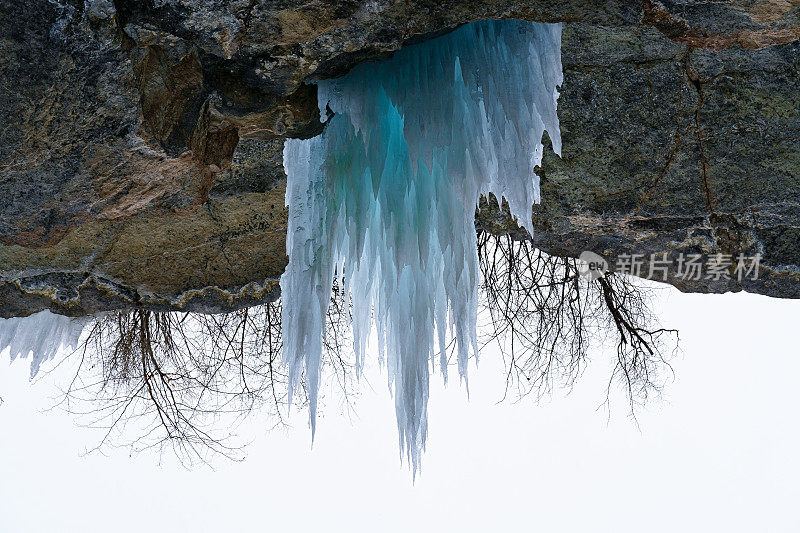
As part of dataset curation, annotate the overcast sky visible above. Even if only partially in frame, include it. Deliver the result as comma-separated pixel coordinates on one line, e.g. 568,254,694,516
1,285,799,532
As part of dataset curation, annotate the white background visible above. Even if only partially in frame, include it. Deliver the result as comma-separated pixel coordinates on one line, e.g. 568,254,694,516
1,286,799,532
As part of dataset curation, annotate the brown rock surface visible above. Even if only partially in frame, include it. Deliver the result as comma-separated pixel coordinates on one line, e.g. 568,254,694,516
0,0,798,316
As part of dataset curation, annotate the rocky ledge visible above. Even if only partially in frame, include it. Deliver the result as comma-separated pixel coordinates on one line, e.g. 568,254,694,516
0,0,798,317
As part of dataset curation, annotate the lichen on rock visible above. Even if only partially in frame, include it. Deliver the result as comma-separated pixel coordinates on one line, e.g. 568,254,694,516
1,0,799,317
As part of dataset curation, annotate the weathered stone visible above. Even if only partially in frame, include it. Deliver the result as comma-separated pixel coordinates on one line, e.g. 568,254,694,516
523,24,800,298
643,0,800,50
1,1,799,317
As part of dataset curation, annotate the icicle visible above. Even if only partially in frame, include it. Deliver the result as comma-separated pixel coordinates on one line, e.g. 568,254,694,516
0,310,90,378
281,20,563,472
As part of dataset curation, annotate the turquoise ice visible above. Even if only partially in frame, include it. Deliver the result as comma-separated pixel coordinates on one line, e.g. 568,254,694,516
281,20,563,473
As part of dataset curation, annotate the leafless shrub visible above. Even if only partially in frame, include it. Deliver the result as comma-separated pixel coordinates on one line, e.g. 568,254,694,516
477,231,678,413
60,295,357,466
51,234,676,464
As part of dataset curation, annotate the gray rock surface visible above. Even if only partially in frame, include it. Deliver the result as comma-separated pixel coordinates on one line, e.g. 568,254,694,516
0,0,798,316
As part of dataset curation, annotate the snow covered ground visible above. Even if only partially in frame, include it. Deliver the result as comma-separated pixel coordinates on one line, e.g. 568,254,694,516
1,285,798,532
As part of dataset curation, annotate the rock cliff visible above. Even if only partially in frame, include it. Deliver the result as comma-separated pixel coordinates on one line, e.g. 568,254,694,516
1,0,798,317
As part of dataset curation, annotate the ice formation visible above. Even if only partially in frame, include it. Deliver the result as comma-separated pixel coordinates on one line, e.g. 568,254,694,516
0,310,89,378
281,20,563,471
